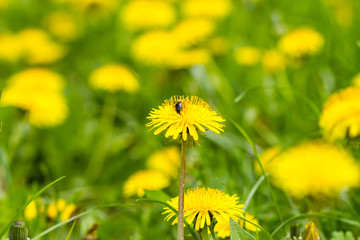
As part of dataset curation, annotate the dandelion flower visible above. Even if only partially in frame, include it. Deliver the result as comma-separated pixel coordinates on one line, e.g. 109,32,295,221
18,28,67,64
181,0,232,19
89,64,139,93
146,96,225,142
147,146,180,178
25,201,38,220
0,33,23,62
123,170,170,197
234,47,261,66
278,27,324,58
163,188,244,231
1,68,68,127
47,199,76,221
271,141,360,198
47,203,58,219
132,30,180,66
255,146,282,175
168,49,211,69
172,18,215,48
214,212,260,238
262,50,286,73
319,87,360,141
121,0,175,31
44,11,81,41
60,204,76,221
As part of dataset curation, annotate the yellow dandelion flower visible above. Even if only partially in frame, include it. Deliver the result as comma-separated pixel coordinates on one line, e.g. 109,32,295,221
0,33,23,62
1,68,68,127
47,203,58,220
56,198,67,211
262,50,286,73
271,141,360,198
147,146,180,178
60,204,76,222
214,212,260,238
121,0,175,31
234,47,261,66
278,27,324,58
18,28,67,64
168,49,211,69
172,18,215,48
24,200,38,220
132,30,180,66
163,188,244,231
89,64,139,93
255,146,282,175
319,87,360,141
207,37,228,56
44,11,81,41
352,73,360,87
181,0,232,19
146,96,225,142
123,170,170,197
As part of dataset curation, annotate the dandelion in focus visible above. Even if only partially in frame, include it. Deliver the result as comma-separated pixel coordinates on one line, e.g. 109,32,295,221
234,46,261,66
163,187,244,231
319,87,360,141
271,141,360,198
1,68,68,127
278,27,324,58
123,170,170,197
147,146,180,178
89,64,139,93
121,0,175,31
262,50,286,73
44,11,81,41
181,0,232,20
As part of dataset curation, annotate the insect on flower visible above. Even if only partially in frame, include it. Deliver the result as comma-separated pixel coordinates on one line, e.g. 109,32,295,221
174,100,183,114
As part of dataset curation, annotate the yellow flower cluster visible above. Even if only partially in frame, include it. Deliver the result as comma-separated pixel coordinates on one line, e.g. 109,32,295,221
1,68,68,127
123,147,180,197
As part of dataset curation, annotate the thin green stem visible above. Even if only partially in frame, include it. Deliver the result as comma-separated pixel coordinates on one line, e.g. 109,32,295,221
178,140,187,240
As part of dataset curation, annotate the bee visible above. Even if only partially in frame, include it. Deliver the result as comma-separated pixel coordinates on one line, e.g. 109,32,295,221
175,100,183,114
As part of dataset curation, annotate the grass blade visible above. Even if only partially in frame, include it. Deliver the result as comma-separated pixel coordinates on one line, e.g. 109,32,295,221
64,219,77,240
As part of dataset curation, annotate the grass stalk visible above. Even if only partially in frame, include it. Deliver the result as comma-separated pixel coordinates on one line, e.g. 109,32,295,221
178,140,187,240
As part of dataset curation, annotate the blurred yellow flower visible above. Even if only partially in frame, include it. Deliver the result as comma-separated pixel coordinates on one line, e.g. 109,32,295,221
319,87,360,141
172,18,215,48
234,47,261,66
255,146,282,175
168,49,211,69
18,28,67,64
123,170,170,197
47,203,58,219
278,27,324,58
60,204,76,222
47,199,76,221
262,50,286,73
0,33,23,62
147,146,180,178
352,73,360,87
132,30,180,66
25,201,38,220
69,0,117,14
207,37,228,56
214,212,260,238
163,188,244,231
271,141,360,198
1,68,68,127
44,11,81,41
146,96,225,142
121,0,175,31
181,0,232,19
89,64,139,93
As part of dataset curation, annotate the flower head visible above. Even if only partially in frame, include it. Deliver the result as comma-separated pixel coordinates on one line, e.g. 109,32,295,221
262,50,286,73
181,0,232,19
146,96,225,142
278,27,324,58
89,63,139,93
271,141,360,198
168,49,211,69
44,11,81,41
123,170,170,197
319,87,360,141
255,146,282,175
147,146,180,178
47,198,76,222
163,188,244,231
0,33,23,62
234,47,261,66
121,0,175,31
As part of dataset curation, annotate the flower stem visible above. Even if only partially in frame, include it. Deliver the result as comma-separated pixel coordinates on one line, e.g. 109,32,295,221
178,140,187,240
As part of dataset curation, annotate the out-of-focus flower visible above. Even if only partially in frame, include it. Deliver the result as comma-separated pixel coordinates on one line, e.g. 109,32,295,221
352,73,360,87
121,0,175,31
181,0,232,20
163,188,244,231
271,141,360,198
255,146,282,175
168,49,211,69
172,18,215,48
89,64,139,93
1,68,68,127
47,199,76,222
146,96,225,142
278,27,324,58
68,0,117,14
18,28,67,64
147,146,180,178
123,170,170,197
207,37,228,56
132,30,180,66
0,33,23,62
44,11,81,41
319,87,360,141
234,47,261,66
214,212,260,238
262,50,286,73
25,199,44,220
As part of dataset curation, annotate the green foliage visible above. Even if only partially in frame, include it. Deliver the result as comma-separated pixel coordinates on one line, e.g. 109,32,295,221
331,231,360,240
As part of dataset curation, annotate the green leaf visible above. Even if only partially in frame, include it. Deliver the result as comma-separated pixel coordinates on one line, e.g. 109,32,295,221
230,218,256,240
330,231,356,240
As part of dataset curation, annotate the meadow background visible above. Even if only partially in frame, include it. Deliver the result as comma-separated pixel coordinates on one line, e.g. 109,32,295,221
0,0,360,239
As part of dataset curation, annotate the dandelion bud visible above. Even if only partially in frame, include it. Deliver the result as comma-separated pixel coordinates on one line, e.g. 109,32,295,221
304,222,321,240
8,221,29,240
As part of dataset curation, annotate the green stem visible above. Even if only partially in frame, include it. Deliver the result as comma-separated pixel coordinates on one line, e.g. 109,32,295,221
178,140,187,240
